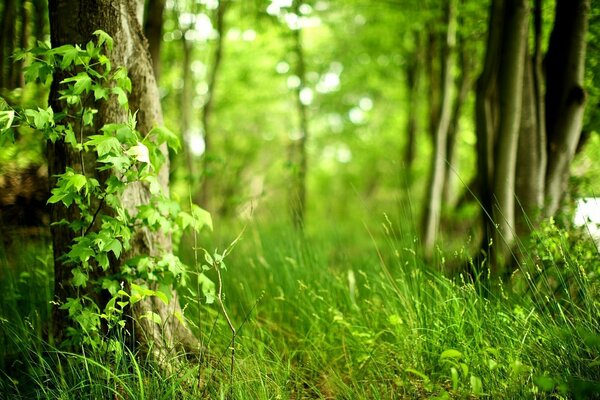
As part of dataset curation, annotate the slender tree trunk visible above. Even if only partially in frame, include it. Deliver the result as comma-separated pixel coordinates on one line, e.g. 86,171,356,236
143,0,165,81
422,0,456,258
404,30,422,181
515,31,546,235
544,0,590,216
11,0,28,88
180,33,198,193
289,0,309,231
425,28,441,142
0,0,17,90
490,0,529,269
31,0,49,43
475,0,503,250
48,0,198,360
442,28,473,206
200,0,228,211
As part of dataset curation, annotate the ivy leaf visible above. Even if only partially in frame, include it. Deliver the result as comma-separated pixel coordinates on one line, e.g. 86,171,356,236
82,108,97,126
198,273,216,304
0,110,14,132
105,238,122,259
62,72,92,95
93,30,114,51
101,279,120,296
69,173,87,192
96,252,110,271
148,126,181,152
126,142,150,164
72,268,89,287
86,134,121,157
111,86,128,106
54,44,81,69
112,67,131,92
92,84,109,101
191,205,213,231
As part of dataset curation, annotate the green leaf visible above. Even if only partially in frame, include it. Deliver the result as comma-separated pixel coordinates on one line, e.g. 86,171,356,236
93,30,114,51
105,238,122,259
0,110,15,132
86,134,121,157
92,84,108,101
148,125,181,152
198,273,215,304
69,173,87,192
82,108,97,126
470,375,483,395
153,290,169,305
72,268,89,287
112,86,128,106
440,349,463,360
101,279,121,296
141,311,162,325
62,72,92,95
533,375,555,392
191,205,213,232
54,44,81,69
405,368,430,383
112,67,131,92
96,252,110,271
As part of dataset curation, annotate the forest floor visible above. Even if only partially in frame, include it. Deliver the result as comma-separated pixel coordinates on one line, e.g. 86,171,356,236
0,213,599,399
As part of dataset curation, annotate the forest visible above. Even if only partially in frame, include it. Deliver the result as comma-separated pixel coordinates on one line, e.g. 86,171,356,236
0,0,599,398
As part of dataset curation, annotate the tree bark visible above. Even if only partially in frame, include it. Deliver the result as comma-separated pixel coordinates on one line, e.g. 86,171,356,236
544,0,590,216
422,0,456,258
48,0,198,360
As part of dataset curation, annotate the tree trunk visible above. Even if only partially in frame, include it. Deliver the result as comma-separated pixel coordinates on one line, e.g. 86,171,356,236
200,0,228,211
143,0,166,81
442,28,473,206
544,0,590,216
48,0,198,360
422,0,456,258
289,0,309,231
403,30,422,182
180,32,199,194
491,0,529,269
0,0,17,90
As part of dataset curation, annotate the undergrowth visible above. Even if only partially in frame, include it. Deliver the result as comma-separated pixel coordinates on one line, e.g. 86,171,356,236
1,213,599,399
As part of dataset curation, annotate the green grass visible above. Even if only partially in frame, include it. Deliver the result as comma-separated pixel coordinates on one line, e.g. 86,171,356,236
1,214,599,399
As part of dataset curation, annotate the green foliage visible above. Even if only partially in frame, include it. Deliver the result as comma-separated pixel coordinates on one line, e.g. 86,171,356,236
0,32,213,349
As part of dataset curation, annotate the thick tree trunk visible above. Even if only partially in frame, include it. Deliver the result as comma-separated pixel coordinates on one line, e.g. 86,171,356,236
544,0,589,216
422,0,456,258
289,0,309,231
48,0,198,359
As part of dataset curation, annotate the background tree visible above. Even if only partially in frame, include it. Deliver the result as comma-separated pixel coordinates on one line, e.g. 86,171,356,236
476,0,590,272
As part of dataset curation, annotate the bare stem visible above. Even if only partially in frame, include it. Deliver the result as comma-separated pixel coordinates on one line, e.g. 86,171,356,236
215,261,235,397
